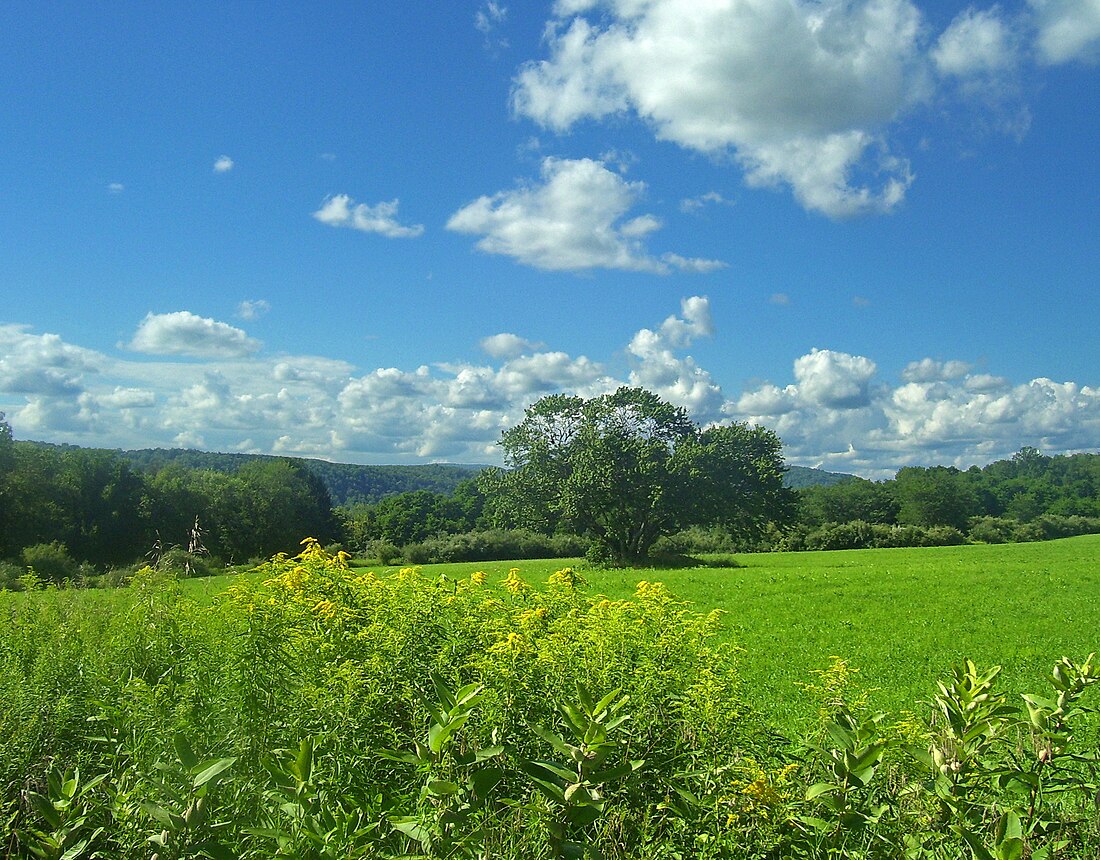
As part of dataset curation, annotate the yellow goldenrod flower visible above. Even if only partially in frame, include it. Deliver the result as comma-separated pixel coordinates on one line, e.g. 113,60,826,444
489,631,527,656
313,599,338,619
503,569,530,595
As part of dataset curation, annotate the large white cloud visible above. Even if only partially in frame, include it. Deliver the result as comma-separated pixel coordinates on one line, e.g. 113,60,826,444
447,156,725,272
0,324,100,396
512,0,928,217
129,311,261,359
626,296,724,417
934,7,1021,77
794,348,878,409
510,0,1095,217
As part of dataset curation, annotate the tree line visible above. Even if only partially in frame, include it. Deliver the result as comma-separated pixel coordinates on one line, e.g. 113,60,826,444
0,413,339,583
3,399,1099,584
782,446,1100,551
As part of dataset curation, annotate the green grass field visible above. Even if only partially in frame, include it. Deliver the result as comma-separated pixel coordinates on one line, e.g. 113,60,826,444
184,536,1099,733
297,535,1098,734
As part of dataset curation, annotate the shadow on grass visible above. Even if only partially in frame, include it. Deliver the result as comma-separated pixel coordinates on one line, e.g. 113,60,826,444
617,552,744,570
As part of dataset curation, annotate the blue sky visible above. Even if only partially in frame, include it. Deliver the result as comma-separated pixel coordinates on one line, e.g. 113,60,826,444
1,0,1098,478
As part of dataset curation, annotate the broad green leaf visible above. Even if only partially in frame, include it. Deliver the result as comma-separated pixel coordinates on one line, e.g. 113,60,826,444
192,756,236,788
430,672,456,711
523,759,577,784
806,782,838,801
593,688,625,718
453,682,483,710
174,733,200,771
529,723,573,757
294,737,313,783
473,744,505,762
471,766,504,800
196,841,238,860
825,721,856,750
27,791,63,830
426,779,461,796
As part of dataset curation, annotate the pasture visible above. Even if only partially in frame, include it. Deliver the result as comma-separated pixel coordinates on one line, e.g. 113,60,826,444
306,535,1100,734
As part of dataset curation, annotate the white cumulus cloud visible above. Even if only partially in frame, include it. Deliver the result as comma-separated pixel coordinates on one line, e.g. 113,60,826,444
934,7,1021,77
313,194,425,238
129,311,261,359
794,348,878,409
512,0,928,217
447,156,724,273
4,303,1100,478
480,332,545,359
213,155,234,173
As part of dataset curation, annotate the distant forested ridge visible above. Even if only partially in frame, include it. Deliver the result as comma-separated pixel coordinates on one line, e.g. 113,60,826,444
783,464,852,489
116,447,484,505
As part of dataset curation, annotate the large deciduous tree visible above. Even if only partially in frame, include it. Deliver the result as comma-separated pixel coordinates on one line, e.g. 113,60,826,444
481,387,793,565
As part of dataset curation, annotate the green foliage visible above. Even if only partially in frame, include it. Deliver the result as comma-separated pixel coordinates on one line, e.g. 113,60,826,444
793,449,1100,550
402,528,585,564
337,482,488,552
2,540,1099,858
791,520,967,551
119,446,482,506
21,541,80,584
1,442,339,574
799,478,899,527
485,387,793,565
519,685,644,858
14,766,108,860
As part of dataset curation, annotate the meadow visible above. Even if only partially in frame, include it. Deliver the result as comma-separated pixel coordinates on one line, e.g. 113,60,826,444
197,535,1095,735
3,536,1098,858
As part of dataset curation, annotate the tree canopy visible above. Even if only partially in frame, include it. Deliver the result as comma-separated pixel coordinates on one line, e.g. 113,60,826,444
481,387,793,565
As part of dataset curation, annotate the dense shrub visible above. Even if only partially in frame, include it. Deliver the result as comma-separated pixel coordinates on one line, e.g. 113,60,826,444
0,559,25,590
803,520,877,551
370,538,403,565
1034,513,1100,540
652,525,739,555
795,521,968,551
156,546,214,578
967,515,1017,544
20,541,80,583
402,528,586,563
966,514,1100,545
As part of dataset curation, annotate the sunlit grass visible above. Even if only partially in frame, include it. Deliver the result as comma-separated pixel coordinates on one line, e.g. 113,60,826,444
396,536,1100,734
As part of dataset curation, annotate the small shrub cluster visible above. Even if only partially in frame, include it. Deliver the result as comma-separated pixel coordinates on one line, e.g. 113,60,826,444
778,521,967,552
402,528,586,564
20,541,82,584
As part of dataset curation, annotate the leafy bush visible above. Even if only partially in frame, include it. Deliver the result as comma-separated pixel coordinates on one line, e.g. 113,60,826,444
402,528,585,564
156,546,214,578
0,559,25,590
21,541,80,583
798,521,967,551
967,515,1017,544
652,525,740,555
1035,513,1100,540
370,538,403,565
